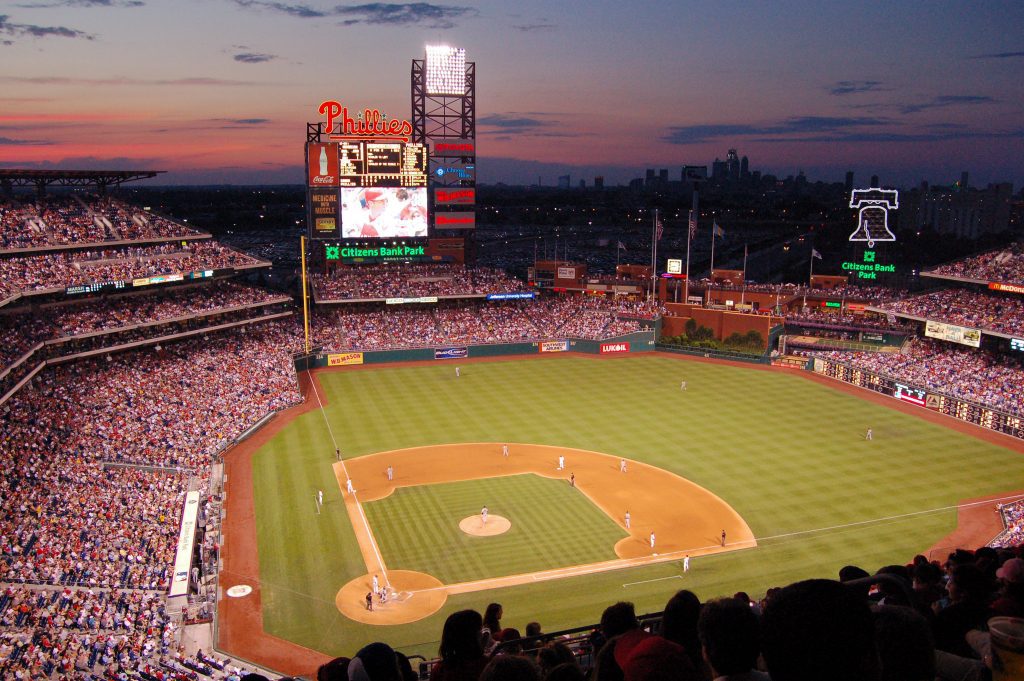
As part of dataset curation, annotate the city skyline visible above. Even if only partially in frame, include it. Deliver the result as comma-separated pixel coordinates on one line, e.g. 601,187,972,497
1,1,1022,188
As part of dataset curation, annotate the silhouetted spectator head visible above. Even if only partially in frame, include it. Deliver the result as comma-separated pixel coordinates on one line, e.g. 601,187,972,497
839,565,870,583
660,589,701,647
873,605,935,681
349,642,402,681
317,657,351,681
761,579,879,681
948,563,989,602
874,565,912,606
997,557,1024,584
537,643,578,677
480,655,539,681
525,621,542,638
545,662,586,681
439,609,484,661
617,634,698,681
241,675,271,681
496,628,523,655
601,602,639,638
484,603,504,634
698,597,760,677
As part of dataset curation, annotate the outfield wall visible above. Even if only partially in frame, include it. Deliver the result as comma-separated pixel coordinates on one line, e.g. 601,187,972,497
294,330,656,371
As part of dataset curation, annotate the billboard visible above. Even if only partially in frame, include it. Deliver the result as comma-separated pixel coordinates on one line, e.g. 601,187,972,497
925,320,982,348
435,187,475,206
309,187,341,238
600,342,630,354
434,211,476,229
308,143,340,186
433,161,476,183
540,340,569,353
435,347,468,360
328,352,364,366
341,187,428,238
336,140,428,188
432,139,476,157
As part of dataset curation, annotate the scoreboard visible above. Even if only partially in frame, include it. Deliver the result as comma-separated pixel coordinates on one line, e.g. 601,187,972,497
338,141,428,187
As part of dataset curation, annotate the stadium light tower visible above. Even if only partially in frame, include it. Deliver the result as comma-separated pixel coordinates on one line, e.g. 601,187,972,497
425,45,466,96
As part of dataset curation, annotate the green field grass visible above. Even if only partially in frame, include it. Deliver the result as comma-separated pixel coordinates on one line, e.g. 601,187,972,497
364,474,627,584
249,354,1024,658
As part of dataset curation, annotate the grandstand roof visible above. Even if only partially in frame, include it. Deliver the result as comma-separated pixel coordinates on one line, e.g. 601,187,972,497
0,168,164,190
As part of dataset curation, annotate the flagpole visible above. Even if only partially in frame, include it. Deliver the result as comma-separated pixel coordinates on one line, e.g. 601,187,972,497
804,247,815,310
651,209,658,304
741,243,748,306
708,223,716,305
684,191,697,304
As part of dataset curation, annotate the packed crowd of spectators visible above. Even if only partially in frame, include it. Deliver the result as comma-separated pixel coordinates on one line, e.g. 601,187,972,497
0,241,262,298
0,195,199,251
0,317,302,678
312,264,526,300
994,500,1024,548
321,297,645,351
878,288,1024,336
784,307,916,333
811,338,1024,416
927,242,1024,286
312,543,1023,681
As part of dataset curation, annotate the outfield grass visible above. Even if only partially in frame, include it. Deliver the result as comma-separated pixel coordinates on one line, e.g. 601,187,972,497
250,354,1024,657
364,474,627,584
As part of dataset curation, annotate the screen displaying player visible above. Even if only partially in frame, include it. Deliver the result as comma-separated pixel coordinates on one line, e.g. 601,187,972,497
340,187,428,239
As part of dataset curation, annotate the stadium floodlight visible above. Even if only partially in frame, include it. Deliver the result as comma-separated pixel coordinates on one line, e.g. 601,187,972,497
425,45,466,96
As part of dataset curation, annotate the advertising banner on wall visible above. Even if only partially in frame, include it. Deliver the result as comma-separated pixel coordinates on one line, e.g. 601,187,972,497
307,142,340,187
600,342,630,354
924,320,982,348
435,347,468,360
540,340,569,353
557,267,577,280
433,161,476,182
328,352,364,366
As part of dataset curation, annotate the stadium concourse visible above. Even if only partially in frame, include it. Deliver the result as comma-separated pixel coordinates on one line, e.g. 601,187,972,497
0,184,1021,678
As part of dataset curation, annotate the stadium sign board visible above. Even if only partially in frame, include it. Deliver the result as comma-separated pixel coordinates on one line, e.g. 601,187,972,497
328,352,364,366
924,320,981,348
989,282,1024,295
435,347,468,360
600,342,630,354
540,340,569,353
840,250,896,280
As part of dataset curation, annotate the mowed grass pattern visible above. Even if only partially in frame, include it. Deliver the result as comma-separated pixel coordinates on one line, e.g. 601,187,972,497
251,354,1024,657
364,474,627,584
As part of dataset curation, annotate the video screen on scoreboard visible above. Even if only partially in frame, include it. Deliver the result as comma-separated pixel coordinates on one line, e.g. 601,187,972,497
340,187,428,238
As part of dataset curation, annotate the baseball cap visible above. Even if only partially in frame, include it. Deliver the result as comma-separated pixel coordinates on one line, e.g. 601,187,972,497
363,189,386,202
996,558,1024,583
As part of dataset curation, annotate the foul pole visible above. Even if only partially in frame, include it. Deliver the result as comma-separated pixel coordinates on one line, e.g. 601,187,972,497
301,235,311,354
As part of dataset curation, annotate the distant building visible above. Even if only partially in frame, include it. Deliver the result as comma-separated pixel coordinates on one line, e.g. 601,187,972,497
711,158,728,181
740,155,749,179
902,181,1014,239
594,176,604,189
558,174,571,189
845,171,854,192
726,149,740,181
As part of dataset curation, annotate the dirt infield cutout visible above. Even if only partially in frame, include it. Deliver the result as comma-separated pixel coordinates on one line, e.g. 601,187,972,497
332,443,756,624
459,514,511,536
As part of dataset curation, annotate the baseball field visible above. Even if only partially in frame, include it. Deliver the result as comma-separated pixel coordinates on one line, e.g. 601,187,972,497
218,353,1024,672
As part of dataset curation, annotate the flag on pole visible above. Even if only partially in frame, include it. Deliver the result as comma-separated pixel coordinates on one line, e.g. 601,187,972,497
688,211,697,240
713,222,725,238
655,215,664,242
617,241,627,251
811,248,823,260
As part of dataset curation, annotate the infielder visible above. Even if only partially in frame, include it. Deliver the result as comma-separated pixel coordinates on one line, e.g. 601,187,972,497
481,505,488,525
684,555,690,572
372,574,379,594
619,458,627,473
502,444,509,458
386,464,394,481
624,510,631,529
557,455,565,470
649,531,656,550
346,478,354,495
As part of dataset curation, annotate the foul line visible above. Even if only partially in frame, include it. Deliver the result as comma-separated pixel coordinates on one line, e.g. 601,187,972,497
306,369,391,587
622,575,683,588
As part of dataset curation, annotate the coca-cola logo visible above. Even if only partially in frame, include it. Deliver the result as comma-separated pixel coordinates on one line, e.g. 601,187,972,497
312,176,336,184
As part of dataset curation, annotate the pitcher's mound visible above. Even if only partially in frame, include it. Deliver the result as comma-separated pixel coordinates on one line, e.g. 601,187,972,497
460,514,511,536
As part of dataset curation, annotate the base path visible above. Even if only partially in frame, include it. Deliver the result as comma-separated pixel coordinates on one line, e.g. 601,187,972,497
332,442,756,623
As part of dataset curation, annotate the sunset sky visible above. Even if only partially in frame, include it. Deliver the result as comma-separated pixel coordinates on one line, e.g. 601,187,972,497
1,1,1022,187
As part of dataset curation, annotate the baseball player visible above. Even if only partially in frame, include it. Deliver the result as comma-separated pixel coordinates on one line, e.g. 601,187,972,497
865,427,873,441
386,464,394,481
557,455,565,470
481,505,488,525
649,531,656,550
684,555,690,572
570,472,575,487
502,444,509,458
680,380,687,391
346,478,354,495
317,490,323,506
619,458,627,473
721,529,727,546
455,366,461,378
372,574,379,594
624,510,631,529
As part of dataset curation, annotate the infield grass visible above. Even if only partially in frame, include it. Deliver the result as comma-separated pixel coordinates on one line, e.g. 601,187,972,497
364,474,627,584
250,354,1024,658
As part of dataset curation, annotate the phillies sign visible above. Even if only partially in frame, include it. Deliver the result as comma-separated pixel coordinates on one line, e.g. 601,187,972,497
319,101,413,141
